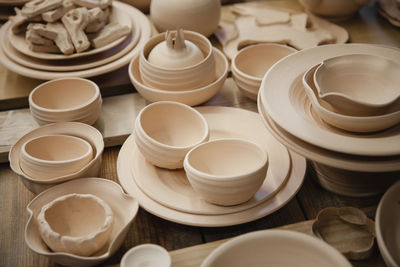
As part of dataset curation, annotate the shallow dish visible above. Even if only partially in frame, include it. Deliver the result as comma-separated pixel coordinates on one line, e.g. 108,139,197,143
201,229,352,267
120,244,171,267
25,178,139,267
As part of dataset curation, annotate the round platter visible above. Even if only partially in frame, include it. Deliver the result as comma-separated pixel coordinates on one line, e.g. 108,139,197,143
117,106,306,227
131,106,291,215
260,43,400,157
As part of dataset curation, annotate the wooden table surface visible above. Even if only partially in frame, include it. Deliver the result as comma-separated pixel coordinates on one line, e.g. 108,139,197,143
1,1,399,266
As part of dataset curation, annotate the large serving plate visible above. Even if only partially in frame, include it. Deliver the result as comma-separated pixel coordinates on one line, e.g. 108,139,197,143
117,106,306,227
131,106,291,215
260,43,400,157
9,1,131,60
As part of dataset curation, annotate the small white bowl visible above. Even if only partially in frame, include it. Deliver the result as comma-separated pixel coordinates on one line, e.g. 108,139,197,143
303,64,400,133
121,244,171,267
129,47,228,106
314,54,400,115
134,101,209,169
201,229,352,267
38,193,114,257
20,135,93,179
29,78,102,125
376,180,400,267
232,44,297,101
184,138,268,206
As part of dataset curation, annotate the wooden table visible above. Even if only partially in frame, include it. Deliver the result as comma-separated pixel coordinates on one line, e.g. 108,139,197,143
0,1,398,266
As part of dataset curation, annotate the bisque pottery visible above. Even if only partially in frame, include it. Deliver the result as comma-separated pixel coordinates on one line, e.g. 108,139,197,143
150,0,221,37
25,178,139,267
139,30,216,91
134,101,209,169
303,64,400,132
29,78,102,125
20,135,93,179
184,138,268,206
120,244,171,267
37,193,114,257
231,44,296,100
129,47,228,106
298,0,371,19
376,180,400,267
201,230,352,267
314,54,400,116
9,122,104,194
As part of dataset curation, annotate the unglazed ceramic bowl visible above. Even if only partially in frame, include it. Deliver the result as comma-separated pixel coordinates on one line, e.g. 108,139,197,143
298,0,371,19
9,122,104,194
150,0,221,37
37,193,114,257
201,230,352,267
303,64,400,132
139,30,216,91
376,180,400,267
25,178,139,267
134,101,209,169
121,244,171,267
232,44,297,101
129,47,228,106
184,138,268,206
29,78,102,126
20,135,93,179
314,54,400,115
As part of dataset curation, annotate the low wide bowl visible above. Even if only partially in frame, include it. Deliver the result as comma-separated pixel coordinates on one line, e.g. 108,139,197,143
298,0,371,19
129,47,228,106
29,78,102,125
201,229,352,267
314,54,400,115
184,138,268,206
120,244,171,267
9,122,104,194
232,44,297,101
303,64,400,133
25,178,139,267
139,30,216,91
20,135,93,179
375,180,400,267
134,101,209,169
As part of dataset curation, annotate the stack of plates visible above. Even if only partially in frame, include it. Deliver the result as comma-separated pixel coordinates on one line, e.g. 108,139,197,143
258,43,400,197
0,1,152,80
117,106,307,227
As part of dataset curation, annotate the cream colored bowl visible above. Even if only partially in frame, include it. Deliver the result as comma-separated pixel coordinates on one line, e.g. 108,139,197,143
184,138,268,206
298,0,371,19
120,244,171,267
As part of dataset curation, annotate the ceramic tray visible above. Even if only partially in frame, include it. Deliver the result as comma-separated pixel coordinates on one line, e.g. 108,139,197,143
260,43,400,157
117,107,306,227
131,106,291,215
0,1,152,79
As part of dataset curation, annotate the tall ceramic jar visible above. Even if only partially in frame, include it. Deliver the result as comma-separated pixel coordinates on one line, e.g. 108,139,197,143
150,0,221,37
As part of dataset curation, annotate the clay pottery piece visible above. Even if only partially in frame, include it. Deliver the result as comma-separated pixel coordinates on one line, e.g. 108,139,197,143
129,47,228,106
376,180,400,267
121,244,171,267
20,135,93,179
139,30,216,91
314,54,400,115
303,64,400,132
118,0,151,12
150,0,221,37
298,0,371,20
29,78,102,126
9,122,104,194
37,193,114,257
134,101,209,169
25,178,139,266
201,229,352,267
231,44,297,101
183,138,268,206
312,207,376,260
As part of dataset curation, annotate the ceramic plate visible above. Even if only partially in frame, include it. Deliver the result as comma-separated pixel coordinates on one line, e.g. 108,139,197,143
258,93,400,173
260,43,400,156
0,1,152,79
132,106,291,215
9,1,131,60
117,107,306,227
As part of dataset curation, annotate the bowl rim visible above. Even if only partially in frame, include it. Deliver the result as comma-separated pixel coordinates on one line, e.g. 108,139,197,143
120,243,171,267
